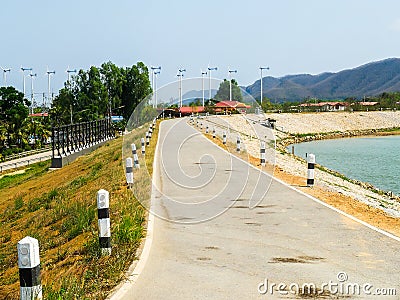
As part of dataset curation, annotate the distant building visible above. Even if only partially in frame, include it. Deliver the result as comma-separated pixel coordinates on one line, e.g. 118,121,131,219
214,101,251,114
29,112,49,117
299,102,348,111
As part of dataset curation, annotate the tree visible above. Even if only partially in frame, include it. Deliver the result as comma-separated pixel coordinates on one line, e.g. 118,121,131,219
214,79,243,102
0,87,30,148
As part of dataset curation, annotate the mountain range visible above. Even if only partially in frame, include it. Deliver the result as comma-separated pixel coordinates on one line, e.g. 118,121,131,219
245,58,400,102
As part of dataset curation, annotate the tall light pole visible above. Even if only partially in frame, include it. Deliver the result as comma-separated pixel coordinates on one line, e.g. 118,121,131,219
46,69,55,107
151,66,161,108
66,67,77,84
154,70,160,108
201,70,207,107
1,67,11,86
259,67,269,104
228,69,237,101
207,66,217,101
29,72,37,114
178,68,186,108
21,67,32,98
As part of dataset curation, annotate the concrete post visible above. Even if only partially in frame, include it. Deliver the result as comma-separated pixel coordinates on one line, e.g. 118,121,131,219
236,135,241,152
307,153,315,187
206,125,209,134
146,132,150,146
141,138,145,155
131,144,140,168
260,141,266,166
223,131,227,145
17,236,42,300
212,127,216,138
126,158,134,187
97,189,111,255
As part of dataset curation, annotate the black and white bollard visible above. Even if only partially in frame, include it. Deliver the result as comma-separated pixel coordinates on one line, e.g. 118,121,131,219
307,153,315,187
236,135,241,152
146,132,150,146
148,128,152,139
200,122,203,129
206,125,209,134
223,131,227,145
141,138,145,155
97,189,111,256
212,128,216,138
131,144,140,168
260,141,266,166
126,158,134,187
17,236,42,300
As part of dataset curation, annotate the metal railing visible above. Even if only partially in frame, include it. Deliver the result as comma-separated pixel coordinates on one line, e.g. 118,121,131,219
52,119,115,158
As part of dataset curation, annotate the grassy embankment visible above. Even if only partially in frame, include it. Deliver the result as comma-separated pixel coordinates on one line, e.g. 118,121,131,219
0,122,158,299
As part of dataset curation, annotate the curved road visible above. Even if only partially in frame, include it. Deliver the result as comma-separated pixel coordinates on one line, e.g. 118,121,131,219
113,118,399,299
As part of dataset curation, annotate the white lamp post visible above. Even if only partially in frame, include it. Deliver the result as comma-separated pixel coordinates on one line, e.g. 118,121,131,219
29,72,37,114
66,67,77,84
1,67,11,86
259,67,269,104
178,68,186,108
201,70,207,107
46,69,55,107
228,69,237,101
207,66,217,101
21,67,32,98
151,66,161,107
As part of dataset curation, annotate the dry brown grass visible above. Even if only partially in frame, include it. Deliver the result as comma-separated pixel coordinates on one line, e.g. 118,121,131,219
0,122,158,299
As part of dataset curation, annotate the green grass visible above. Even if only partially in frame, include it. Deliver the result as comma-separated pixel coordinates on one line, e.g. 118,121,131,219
0,121,158,300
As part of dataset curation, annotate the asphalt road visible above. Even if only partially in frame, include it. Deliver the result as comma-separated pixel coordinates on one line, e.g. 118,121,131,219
114,118,399,299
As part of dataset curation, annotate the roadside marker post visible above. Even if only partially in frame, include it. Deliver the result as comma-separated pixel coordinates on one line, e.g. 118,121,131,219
307,154,316,187
223,131,227,145
126,158,134,187
212,127,216,138
236,135,241,152
260,141,266,166
131,144,140,168
206,125,209,134
146,132,150,146
17,236,42,300
97,189,111,256
141,138,145,155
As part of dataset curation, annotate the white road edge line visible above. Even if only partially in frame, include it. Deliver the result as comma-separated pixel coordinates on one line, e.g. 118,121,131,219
108,123,162,300
203,122,400,243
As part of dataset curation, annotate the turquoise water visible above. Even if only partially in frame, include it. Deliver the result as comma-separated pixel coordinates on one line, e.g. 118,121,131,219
291,135,400,195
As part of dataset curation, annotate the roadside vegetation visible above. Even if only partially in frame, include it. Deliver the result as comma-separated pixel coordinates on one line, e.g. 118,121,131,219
0,122,158,299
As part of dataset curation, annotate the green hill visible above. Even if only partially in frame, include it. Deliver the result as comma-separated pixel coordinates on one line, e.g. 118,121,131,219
246,58,400,102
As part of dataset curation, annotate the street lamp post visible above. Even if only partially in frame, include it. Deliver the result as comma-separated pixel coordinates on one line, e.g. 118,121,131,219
29,72,37,114
151,66,161,108
201,70,207,107
66,67,77,84
259,67,269,104
228,69,237,101
178,68,186,108
46,69,55,107
207,66,217,101
1,67,11,86
21,67,33,98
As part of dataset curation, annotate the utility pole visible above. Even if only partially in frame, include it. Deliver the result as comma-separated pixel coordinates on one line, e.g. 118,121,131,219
228,69,237,101
259,67,269,104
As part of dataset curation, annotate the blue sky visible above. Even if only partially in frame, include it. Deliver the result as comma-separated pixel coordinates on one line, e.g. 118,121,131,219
1,0,400,97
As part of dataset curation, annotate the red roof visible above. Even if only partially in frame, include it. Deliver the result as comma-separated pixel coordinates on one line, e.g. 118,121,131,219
215,101,250,108
29,112,49,117
179,106,205,113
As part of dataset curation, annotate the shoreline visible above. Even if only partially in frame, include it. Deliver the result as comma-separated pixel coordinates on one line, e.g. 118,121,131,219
199,113,400,237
